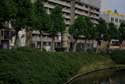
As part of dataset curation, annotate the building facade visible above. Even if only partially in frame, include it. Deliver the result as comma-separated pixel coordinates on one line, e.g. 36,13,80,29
0,28,15,49
44,0,101,25
101,10,125,27
32,0,101,51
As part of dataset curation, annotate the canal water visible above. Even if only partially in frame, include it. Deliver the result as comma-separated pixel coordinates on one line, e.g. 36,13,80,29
68,68,125,84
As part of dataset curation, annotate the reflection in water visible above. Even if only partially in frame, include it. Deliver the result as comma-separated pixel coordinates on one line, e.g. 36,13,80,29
69,69,125,84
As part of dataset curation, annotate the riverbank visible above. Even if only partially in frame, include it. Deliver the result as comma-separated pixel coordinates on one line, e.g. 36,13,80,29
0,48,124,84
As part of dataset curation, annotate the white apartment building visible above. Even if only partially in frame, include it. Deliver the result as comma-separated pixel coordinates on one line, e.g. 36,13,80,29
32,0,101,51
101,10,125,27
44,0,101,25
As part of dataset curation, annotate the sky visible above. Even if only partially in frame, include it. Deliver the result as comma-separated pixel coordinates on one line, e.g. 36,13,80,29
101,0,125,13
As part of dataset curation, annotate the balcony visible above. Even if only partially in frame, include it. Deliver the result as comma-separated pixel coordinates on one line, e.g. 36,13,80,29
75,10,88,16
48,0,71,7
75,4,88,11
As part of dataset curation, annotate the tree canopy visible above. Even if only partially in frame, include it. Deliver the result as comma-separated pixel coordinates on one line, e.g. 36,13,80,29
0,0,17,28
49,6,65,36
107,23,119,40
14,0,32,29
96,18,108,40
119,22,125,42
32,0,49,32
69,16,86,39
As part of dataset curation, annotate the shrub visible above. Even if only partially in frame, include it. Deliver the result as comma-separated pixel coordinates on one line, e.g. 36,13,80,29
110,50,125,64
0,49,113,84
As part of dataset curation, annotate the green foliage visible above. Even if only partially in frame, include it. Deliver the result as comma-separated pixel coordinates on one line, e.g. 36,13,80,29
0,0,17,21
0,49,112,84
110,50,125,64
69,16,95,40
14,0,32,29
119,22,125,42
32,0,49,32
69,16,86,39
84,17,94,39
90,24,98,39
0,0,17,28
107,23,119,40
49,6,65,35
97,18,108,40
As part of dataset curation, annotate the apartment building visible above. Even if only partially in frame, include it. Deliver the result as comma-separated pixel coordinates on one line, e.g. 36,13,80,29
44,0,101,25
101,10,125,27
32,0,101,51
0,28,15,49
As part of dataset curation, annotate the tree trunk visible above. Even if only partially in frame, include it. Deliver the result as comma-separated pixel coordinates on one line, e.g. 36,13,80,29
84,39,87,52
62,29,69,52
92,39,95,50
40,31,43,51
73,40,77,52
61,32,64,51
119,41,123,49
109,78,115,84
13,31,19,48
26,28,32,48
96,40,101,53
106,40,111,53
51,36,55,52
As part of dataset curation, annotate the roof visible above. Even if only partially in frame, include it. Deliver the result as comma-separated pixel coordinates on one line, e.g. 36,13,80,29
103,10,125,17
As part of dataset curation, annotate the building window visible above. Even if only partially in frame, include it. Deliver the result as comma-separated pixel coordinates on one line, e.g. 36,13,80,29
111,17,114,22
115,18,118,23
119,19,122,23
85,5,88,8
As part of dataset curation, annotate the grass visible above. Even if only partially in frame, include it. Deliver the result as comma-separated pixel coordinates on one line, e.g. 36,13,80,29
0,48,124,84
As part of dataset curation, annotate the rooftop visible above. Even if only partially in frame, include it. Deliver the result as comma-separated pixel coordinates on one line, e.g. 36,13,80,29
103,10,125,17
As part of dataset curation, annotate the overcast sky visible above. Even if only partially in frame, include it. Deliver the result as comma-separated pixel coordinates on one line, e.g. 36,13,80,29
101,0,125,13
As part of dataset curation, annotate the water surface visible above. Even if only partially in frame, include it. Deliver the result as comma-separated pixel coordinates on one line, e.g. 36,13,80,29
69,68,125,84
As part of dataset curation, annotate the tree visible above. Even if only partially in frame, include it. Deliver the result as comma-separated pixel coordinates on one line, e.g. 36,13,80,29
83,17,95,51
96,18,108,41
0,0,17,49
96,18,108,53
14,0,33,48
107,23,119,40
32,0,50,50
0,0,17,28
107,23,118,51
69,16,86,52
119,22,125,48
49,6,65,51
89,23,98,50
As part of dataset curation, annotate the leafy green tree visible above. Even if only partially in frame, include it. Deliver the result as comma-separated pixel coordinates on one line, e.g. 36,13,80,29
119,22,125,48
107,23,119,40
0,0,17,28
83,17,95,51
96,18,108,53
32,0,50,50
49,6,65,51
96,18,108,41
107,23,118,51
0,0,17,49
89,23,98,49
69,16,86,52
14,0,33,47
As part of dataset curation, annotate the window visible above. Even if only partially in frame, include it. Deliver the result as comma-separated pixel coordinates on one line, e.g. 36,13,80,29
111,17,114,22
115,18,118,23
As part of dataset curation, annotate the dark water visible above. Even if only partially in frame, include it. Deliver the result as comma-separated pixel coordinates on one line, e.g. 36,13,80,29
68,68,125,84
